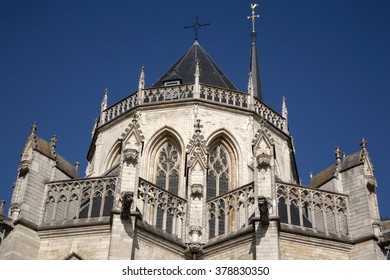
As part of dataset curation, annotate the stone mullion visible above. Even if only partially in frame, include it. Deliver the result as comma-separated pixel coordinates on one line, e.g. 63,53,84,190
99,184,106,217
322,204,329,235
87,184,94,218
171,200,177,236
233,196,239,231
335,207,341,237
64,195,71,221
215,203,219,237
75,186,82,220
244,190,249,228
298,190,303,228
162,193,168,232
286,191,292,225
51,196,59,222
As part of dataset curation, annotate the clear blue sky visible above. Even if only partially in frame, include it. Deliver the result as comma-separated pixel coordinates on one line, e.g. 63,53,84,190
1,0,389,218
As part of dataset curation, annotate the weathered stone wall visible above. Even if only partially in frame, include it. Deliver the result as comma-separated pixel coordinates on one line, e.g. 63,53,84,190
38,224,111,260
349,239,386,260
279,231,351,259
132,226,186,260
0,224,40,260
203,230,254,260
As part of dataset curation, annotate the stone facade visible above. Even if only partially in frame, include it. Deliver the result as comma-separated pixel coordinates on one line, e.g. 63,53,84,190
0,35,388,260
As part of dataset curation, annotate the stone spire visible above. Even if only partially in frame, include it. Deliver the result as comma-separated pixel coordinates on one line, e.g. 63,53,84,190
194,60,200,98
138,66,145,91
282,97,288,132
101,88,108,112
247,3,263,101
31,122,37,135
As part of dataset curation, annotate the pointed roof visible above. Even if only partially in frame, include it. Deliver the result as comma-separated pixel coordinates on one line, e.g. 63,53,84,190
152,40,237,90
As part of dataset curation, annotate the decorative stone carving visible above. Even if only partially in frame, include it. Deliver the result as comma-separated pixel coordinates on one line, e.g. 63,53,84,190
120,192,134,220
189,225,202,237
186,119,208,168
366,175,377,191
258,196,270,226
372,219,382,229
9,203,21,220
256,153,271,170
123,148,139,166
185,242,205,259
190,184,204,199
186,242,204,253
18,160,30,177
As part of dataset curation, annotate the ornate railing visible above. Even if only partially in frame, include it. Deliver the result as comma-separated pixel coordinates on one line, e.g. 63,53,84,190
199,84,249,108
42,177,117,224
103,94,138,123
99,84,287,133
143,84,193,103
253,99,286,131
276,182,349,237
137,178,187,239
206,182,255,240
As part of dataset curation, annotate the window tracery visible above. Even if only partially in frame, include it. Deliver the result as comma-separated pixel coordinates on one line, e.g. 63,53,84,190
155,142,181,234
207,143,232,238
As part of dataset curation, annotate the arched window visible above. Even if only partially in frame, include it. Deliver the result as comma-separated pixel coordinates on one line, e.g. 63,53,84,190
207,144,230,200
155,142,180,234
207,143,233,238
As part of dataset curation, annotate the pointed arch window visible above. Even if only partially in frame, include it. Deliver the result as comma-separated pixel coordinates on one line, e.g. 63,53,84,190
207,144,230,200
155,142,180,234
207,143,232,238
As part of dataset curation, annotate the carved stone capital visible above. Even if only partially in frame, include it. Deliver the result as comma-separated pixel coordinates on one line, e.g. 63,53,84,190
256,153,271,170
123,148,139,166
190,184,204,199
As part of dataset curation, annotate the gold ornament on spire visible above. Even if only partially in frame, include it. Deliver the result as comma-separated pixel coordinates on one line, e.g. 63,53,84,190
247,3,260,33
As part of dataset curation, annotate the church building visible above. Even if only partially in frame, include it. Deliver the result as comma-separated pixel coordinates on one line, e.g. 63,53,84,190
0,5,388,260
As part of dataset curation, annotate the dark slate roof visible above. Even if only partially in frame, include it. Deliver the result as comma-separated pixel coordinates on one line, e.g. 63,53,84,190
33,136,79,179
152,40,237,90
310,151,364,188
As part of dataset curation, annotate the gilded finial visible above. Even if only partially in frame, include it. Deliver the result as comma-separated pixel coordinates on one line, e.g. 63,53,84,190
247,4,260,33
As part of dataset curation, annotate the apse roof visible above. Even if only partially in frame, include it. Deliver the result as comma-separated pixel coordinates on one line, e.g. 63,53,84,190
152,40,237,90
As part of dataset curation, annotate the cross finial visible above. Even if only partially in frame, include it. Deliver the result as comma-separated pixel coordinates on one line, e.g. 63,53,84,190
184,16,210,41
247,3,260,33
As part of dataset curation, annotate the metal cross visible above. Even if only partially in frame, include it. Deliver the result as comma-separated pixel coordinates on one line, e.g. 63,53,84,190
184,16,210,41
247,3,260,33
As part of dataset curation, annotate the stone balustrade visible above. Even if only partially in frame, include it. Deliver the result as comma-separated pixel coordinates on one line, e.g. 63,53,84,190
253,99,286,131
206,182,255,240
99,84,287,132
42,176,117,224
103,94,138,123
137,178,187,239
276,182,349,237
